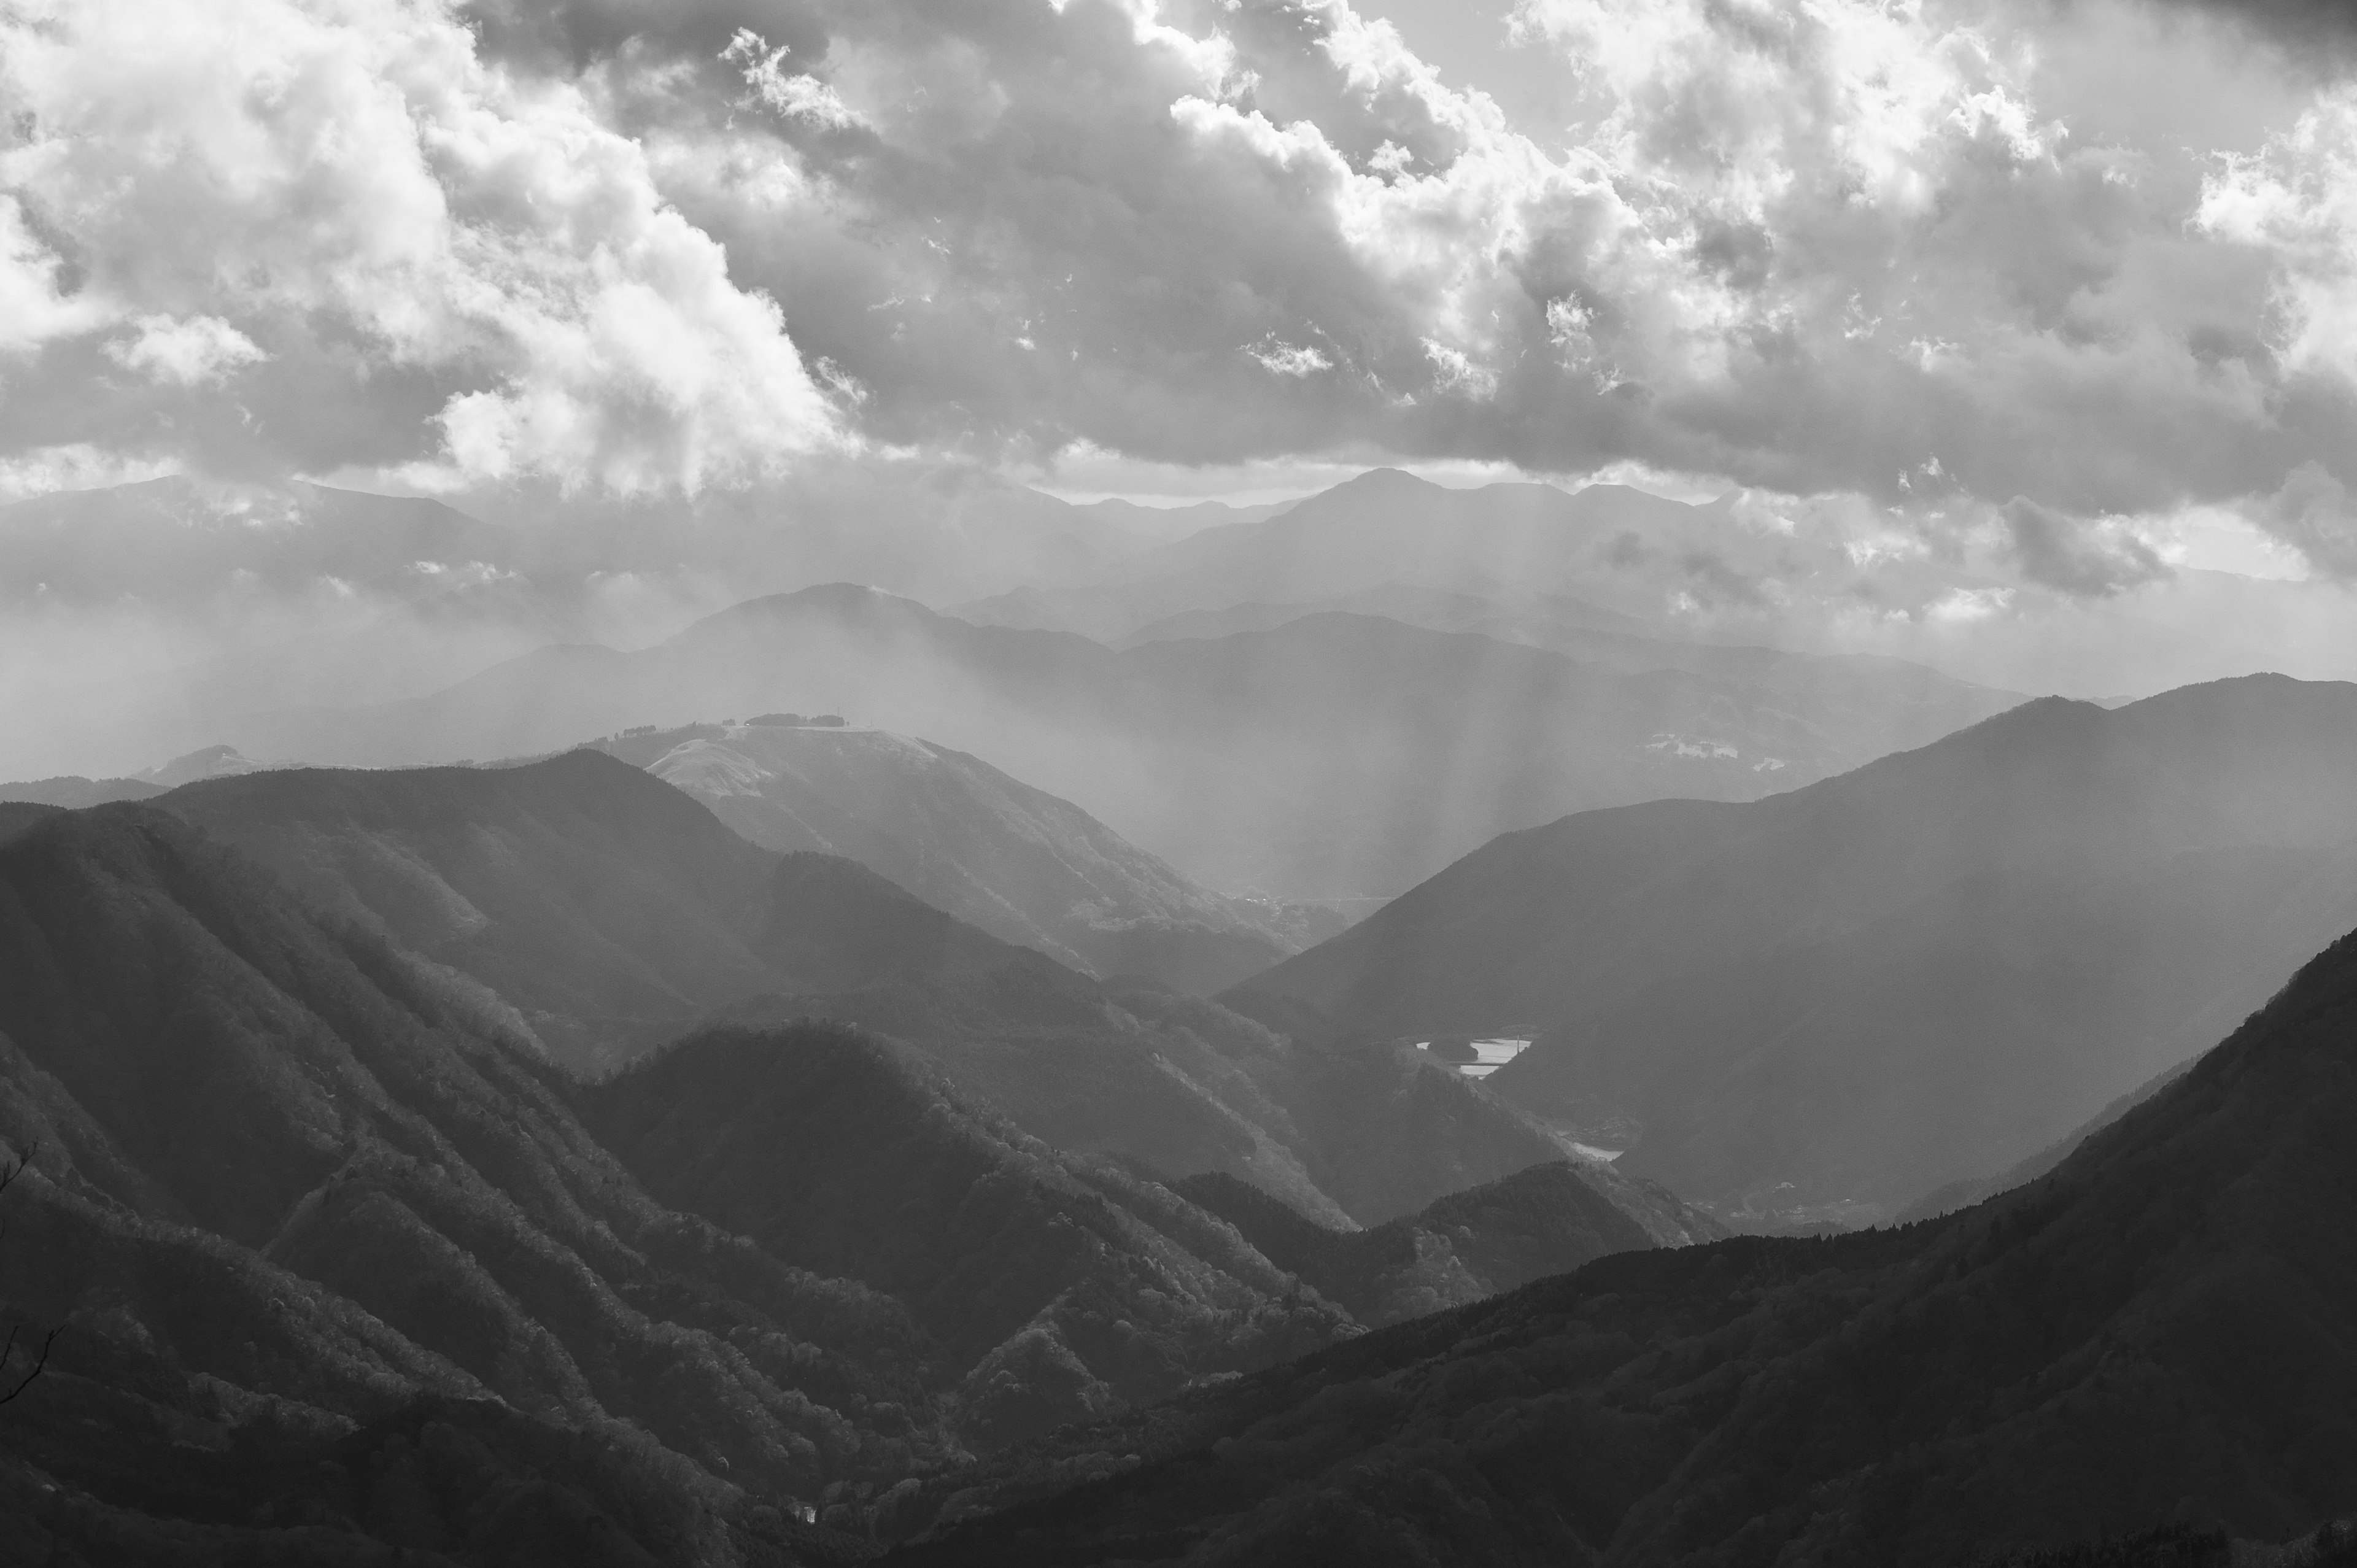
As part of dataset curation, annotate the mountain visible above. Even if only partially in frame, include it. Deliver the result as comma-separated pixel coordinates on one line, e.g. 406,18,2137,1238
229,584,2015,900
1169,1162,1658,1329
949,469,1740,640
0,773,163,808
157,752,800,1070
137,743,273,787
886,920,2357,1564
1119,582,2019,762
151,749,1692,1234
578,1022,1350,1450
1069,495,1296,545
1228,674,2357,1221
1120,584,1650,646
0,745,273,813
0,790,1706,1561
1892,1056,2200,1225
589,719,1328,992
0,465,1190,783
0,477,513,613
0,797,959,1552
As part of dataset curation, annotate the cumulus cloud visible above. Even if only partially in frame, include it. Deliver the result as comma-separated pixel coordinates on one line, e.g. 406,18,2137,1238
7,0,2357,567
2202,86,2357,383
537,0,2340,530
1248,337,1334,376
723,28,865,132
104,316,269,387
0,0,838,492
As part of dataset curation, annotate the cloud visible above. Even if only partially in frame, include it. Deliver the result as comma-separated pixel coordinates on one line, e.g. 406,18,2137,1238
7,0,2357,565
1247,337,1334,377
541,0,2339,528
2001,496,2172,597
2201,85,2357,384
104,316,269,387
0,0,839,492
2250,461,2357,579
723,28,865,132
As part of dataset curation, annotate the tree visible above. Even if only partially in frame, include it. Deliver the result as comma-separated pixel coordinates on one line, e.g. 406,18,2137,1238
0,1143,58,1406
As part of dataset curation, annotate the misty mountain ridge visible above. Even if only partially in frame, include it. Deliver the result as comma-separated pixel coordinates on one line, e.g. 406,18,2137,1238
951,469,1734,638
0,466,1233,782
586,718,1337,992
953,467,2000,658
1231,671,2357,1222
0,744,269,809
224,582,2024,900
0,468,1198,618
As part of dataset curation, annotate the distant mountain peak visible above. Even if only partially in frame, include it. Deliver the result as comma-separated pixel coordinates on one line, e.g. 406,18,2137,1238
137,742,266,787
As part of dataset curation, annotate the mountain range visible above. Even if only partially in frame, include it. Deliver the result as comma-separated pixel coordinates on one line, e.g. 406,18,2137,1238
1228,673,2357,1222
0,761,1701,1561
0,468,1269,783
882,916,2357,1564
139,751,1686,1242
0,743,266,810
225,582,2018,900
949,469,1774,641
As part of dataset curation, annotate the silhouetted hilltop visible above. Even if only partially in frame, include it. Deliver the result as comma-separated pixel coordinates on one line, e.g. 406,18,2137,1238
1229,674,2357,1219
892,919,2357,1564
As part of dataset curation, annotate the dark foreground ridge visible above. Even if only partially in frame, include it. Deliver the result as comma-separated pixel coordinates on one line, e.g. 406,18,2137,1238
889,922,2357,1566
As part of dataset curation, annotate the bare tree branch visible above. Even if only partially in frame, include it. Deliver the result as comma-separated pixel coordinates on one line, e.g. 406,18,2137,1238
0,1324,58,1405
0,1142,58,1408
0,1141,33,1201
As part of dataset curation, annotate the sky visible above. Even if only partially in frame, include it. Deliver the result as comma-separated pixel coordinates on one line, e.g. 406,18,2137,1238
3,0,2357,710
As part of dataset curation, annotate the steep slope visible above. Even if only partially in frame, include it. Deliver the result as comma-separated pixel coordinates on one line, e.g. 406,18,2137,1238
1229,674,2357,1218
592,719,1310,991
231,585,1975,899
0,798,1706,1561
0,798,951,1508
153,751,1687,1236
158,752,791,1069
579,1022,1350,1449
1894,1056,2199,1224
894,924,2357,1566
1171,1162,1659,1328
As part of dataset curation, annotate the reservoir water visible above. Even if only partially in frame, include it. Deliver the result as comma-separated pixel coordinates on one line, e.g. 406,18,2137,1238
1416,1038,1531,1079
